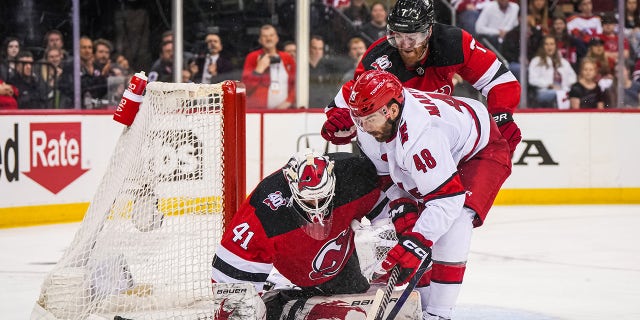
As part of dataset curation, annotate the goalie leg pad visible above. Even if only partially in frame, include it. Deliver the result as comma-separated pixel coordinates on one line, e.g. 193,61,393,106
212,282,266,320
276,286,423,320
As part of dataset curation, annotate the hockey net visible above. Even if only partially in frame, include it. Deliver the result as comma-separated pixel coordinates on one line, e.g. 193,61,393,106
31,81,246,320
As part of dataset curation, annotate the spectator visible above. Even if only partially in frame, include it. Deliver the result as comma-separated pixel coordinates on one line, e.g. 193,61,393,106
93,38,115,78
0,78,19,110
241,24,296,109
83,38,115,105
340,37,366,83
79,36,94,76
474,0,520,53
527,0,550,35
550,14,587,72
182,68,194,83
452,0,491,36
282,41,297,60
78,36,107,108
585,37,614,90
195,32,234,84
148,40,174,83
113,54,132,77
309,35,341,108
0,37,21,80
611,62,640,108
186,57,198,82
451,0,479,35
342,0,370,29
631,56,640,82
8,51,49,109
528,35,577,109
624,0,640,56
599,13,630,66
566,0,602,47
149,30,174,73
360,2,388,45
569,58,606,109
42,29,71,63
40,47,71,109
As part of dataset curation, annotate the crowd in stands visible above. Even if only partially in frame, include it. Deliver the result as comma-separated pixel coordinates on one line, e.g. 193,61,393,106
1,0,639,110
456,0,639,109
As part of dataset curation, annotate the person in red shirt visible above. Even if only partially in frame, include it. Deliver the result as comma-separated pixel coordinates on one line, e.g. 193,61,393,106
0,79,18,110
241,24,296,109
321,0,521,156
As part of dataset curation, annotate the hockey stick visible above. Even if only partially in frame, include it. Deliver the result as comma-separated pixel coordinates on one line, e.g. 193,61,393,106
384,257,431,320
366,266,400,320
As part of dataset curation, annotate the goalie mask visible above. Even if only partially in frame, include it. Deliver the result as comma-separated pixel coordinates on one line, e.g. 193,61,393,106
283,150,336,228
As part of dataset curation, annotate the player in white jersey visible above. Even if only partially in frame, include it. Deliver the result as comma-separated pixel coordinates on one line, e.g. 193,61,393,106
347,70,512,319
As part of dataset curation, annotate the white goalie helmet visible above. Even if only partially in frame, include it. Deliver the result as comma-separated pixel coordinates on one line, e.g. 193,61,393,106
283,149,336,226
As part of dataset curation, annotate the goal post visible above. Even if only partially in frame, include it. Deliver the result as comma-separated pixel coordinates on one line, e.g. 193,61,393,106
31,80,246,320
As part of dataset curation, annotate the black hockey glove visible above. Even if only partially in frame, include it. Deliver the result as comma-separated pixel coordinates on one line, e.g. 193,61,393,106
380,232,432,286
389,198,420,234
492,112,521,155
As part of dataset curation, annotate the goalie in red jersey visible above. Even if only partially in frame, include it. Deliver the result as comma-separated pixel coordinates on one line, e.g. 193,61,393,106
321,0,522,155
211,149,391,319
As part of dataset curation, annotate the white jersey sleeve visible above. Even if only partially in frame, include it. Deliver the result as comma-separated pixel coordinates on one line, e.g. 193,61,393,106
359,90,491,242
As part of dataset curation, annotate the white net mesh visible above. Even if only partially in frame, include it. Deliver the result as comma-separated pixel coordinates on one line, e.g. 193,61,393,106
32,81,243,320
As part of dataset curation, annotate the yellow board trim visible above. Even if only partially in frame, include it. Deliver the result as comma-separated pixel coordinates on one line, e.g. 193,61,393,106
2,188,639,228
0,203,89,228
495,188,640,205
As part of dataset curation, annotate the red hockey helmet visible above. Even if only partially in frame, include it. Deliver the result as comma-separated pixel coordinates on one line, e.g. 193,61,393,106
347,70,404,118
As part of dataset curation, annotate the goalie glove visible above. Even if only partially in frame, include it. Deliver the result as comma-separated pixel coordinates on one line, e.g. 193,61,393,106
389,198,420,234
492,112,522,155
321,107,356,145
378,232,432,286
351,218,398,281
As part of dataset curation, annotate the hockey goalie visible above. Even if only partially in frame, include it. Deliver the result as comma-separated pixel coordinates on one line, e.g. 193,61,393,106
210,149,423,319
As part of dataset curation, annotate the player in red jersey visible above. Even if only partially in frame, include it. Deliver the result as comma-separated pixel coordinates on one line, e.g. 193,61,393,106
211,150,388,319
321,0,522,155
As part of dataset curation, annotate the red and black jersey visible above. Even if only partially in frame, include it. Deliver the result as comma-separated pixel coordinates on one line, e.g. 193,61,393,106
211,153,383,290
329,23,520,115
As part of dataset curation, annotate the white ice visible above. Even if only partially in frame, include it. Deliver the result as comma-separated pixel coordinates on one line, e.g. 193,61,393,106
1,205,639,319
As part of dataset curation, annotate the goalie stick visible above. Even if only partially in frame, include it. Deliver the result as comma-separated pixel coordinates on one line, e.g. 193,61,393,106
366,266,400,320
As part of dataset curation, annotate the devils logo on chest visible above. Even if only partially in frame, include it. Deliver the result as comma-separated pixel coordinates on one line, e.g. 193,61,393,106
308,229,352,280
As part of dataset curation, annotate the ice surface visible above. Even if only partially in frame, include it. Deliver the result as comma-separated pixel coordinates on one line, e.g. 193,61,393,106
2,205,639,319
